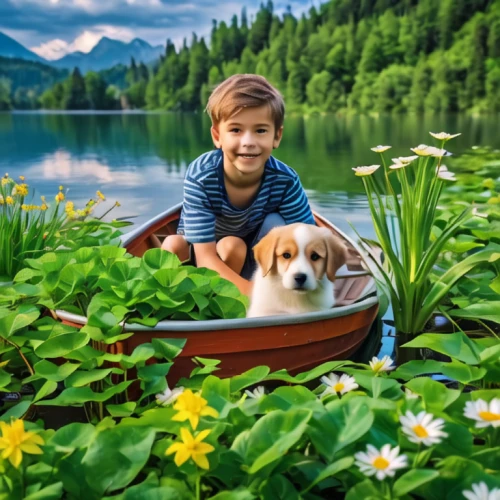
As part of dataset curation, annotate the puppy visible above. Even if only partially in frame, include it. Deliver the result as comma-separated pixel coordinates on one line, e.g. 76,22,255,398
247,223,347,318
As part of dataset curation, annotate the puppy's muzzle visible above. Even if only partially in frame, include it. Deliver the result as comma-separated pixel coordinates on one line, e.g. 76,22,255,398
293,273,308,288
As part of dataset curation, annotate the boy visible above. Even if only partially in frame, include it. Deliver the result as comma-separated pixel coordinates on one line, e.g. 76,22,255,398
162,74,315,296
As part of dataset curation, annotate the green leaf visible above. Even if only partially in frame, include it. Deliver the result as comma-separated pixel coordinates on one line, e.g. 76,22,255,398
33,380,58,403
303,456,354,493
36,381,132,406
208,488,256,500
450,301,500,324
24,482,64,500
402,332,481,364
230,366,271,393
34,332,90,358
49,423,97,452
345,479,384,500
65,368,115,388
151,338,186,361
142,248,181,273
106,402,137,418
260,475,300,500
231,409,312,475
0,400,31,421
26,360,80,383
405,378,460,412
263,361,351,384
0,304,40,338
393,469,439,497
82,426,156,495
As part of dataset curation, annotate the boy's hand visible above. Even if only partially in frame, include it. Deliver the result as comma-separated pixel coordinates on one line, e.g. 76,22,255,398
193,242,253,297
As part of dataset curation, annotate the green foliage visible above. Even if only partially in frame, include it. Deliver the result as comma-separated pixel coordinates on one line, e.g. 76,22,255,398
0,330,498,499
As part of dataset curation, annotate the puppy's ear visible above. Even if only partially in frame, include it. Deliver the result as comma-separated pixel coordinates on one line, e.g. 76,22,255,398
253,229,280,277
324,232,348,282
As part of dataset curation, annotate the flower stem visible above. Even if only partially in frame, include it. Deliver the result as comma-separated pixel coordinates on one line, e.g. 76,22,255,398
196,475,201,500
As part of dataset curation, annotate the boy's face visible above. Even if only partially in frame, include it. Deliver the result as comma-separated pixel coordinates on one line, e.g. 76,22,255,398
211,105,283,181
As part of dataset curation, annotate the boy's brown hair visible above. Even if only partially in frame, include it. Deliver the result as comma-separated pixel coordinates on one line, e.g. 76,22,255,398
206,74,285,133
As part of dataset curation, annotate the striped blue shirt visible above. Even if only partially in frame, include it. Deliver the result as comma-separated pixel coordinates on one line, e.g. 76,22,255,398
177,149,315,243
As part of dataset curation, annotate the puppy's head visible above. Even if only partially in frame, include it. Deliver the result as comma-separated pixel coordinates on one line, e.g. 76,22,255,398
253,223,347,292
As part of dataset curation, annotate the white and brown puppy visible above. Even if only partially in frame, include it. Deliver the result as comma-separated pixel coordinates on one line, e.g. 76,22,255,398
247,223,347,318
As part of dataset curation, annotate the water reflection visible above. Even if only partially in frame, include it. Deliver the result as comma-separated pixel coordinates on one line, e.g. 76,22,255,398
1,111,499,230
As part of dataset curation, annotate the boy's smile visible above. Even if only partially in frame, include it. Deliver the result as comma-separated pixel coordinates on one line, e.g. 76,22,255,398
211,105,283,185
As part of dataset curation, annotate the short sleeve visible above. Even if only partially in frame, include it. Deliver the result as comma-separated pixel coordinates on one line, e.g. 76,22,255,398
278,174,315,225
182,177,217,243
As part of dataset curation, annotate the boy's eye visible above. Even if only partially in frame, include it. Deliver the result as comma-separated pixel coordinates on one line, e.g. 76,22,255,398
257,129,268,134
230,128,240,133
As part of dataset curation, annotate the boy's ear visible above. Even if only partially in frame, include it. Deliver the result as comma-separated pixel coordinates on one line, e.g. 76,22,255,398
273,126,283,149
211,125,221,148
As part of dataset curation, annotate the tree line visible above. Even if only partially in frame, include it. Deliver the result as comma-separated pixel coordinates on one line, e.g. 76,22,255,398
16,0,500,113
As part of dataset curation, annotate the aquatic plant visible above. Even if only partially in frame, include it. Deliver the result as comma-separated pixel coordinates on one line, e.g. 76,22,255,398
353,134,500,334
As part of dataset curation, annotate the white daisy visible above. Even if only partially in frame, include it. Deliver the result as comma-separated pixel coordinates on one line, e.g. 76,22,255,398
371,145,392,153
369,355,395,373
245,386,266,400
155,385,184,406
320,373,359,397
464,398,500,428
354,444,408,481
389,161,409,170
462,482,500,500
399,411,448,446
428,147,452,158
352,165,381,176
429,131,461,141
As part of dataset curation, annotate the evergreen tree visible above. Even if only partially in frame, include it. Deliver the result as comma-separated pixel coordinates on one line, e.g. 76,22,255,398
248,2,274,53
85,71,109,109
63,67,89,110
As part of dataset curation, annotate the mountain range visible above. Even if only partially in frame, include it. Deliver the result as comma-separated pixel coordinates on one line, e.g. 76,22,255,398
0,31,164,72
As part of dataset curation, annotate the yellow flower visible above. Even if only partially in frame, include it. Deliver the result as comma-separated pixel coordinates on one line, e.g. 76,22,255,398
21,204,28,211
6,196,14,205
352,165,381,177
166,427,215,469
65,201,75,214
429,131,461,142
0,420,44,468
55,192,65,203
14,183,29,196
41,204,48,211
172,389,219,430
371,145,392,153
1,174,11,186
96,190,106,201
19,175,25,181
115,201,121,207
59,185,63,191
0,196,4,205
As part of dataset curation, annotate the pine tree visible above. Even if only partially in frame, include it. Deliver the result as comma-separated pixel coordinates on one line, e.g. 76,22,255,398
63,67,89,110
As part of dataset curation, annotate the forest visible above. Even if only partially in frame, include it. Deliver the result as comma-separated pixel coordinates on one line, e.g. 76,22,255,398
3,0,500,113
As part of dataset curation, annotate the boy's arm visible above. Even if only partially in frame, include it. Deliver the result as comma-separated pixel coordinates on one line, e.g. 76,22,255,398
278,174,315,224
193,242,252,296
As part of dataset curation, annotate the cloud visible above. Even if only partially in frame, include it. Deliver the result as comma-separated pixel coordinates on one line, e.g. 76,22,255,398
30,26,135,60
2,0,313,53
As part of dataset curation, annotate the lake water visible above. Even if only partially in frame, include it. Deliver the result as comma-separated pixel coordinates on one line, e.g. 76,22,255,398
2,111,500,358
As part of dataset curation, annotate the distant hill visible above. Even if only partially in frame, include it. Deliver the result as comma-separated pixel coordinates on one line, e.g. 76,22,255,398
50,37,164,72
0,31,46,63
0,56,68,93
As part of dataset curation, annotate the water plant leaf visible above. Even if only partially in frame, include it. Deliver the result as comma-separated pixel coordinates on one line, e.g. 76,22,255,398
263,361,351,384
49,423,97,453
302,456,354,493
151,337,186,361
230,366,270,393
81,426,156,494
393,469,439,497
0,304,40,338
405,377,460,412
449,301,500,324
34,331,90,358
141,248,180,273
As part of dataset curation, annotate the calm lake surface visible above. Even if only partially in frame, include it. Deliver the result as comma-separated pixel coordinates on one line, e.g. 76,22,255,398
2,111,500,358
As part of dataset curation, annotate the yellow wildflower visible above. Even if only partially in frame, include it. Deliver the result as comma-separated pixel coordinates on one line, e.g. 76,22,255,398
41,204,48,211
19,175,25,181
76,209,86,217
115,201,121,207
14,183,29,196
166,428,214,469
96,190,106,201
172,389,219,430
55,192,65,203
0,419,44,468
65,201,75,214
59,185,63,191
21,204,28,211
0,195,3,205
6,196,14,205
68,210,77,219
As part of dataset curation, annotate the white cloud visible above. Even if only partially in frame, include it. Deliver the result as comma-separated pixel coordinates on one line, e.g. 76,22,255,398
30,25,135,60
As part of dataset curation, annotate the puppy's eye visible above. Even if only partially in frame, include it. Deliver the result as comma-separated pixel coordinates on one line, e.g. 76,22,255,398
282,252,291,259
311,252,320,261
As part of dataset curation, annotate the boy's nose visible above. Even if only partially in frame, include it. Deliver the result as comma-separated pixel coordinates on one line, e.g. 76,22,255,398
241,132,256,147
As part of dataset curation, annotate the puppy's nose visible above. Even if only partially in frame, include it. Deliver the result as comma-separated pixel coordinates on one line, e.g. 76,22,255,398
294,273,307,286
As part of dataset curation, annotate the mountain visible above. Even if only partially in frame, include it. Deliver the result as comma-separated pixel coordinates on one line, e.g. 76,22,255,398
0,31,46,63
51,37,164,72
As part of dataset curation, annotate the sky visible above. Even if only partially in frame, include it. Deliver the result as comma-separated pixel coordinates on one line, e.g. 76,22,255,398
0,0,316,60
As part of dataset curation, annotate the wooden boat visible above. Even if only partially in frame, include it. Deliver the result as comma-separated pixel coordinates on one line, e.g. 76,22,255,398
57,203,379,384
